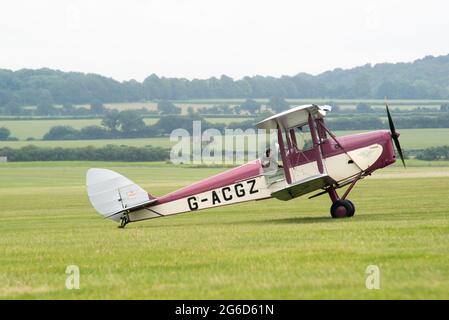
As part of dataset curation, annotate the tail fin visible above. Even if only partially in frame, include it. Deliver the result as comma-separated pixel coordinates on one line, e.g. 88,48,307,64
86,168,157,221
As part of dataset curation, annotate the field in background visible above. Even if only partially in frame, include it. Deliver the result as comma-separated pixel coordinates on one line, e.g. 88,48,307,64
1,99,448,148
1,128,448,151
0,117,250,140
1,161,448,299
100,99,449,111
30,99,443,114
0,137,170,149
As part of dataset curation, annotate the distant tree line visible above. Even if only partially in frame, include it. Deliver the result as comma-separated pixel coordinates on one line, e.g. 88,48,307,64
0,99,159,117
0,95,293,117
326,117,385,130
350,103,449,114
0,145,169,162
416,146,449,161
41,112,229,140
0,127,18,141
0,127,11,140
2,143,449,162
37,111,449,141
2,54,449,113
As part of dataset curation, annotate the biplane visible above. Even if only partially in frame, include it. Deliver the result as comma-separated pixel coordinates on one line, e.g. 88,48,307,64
86,104,405,228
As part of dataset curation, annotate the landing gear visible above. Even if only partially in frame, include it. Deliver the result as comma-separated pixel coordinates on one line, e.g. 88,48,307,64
330,199,355,218
327,185,356,219
118,214,129,228
346,200,355,217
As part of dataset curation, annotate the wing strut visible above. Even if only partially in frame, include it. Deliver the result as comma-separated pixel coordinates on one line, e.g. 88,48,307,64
317,121,364,172
308,112,325,174
276,123,292,184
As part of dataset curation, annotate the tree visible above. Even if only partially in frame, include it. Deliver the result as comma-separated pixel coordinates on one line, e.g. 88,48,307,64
153,114,205,134
0,127,11,140
267,97,289,113
221,105,232,114
239,99,261,114
3,101,23,115
79,126,109,139
2,54,449,106
0,145,170,162
356,103,373,113
101,110,121,132
157,100,181,114
36,89,54,106
62,103,77,115
43,126,79,140
0,89,13,107
417,146,449,161
118,110,146,133
440,103,449,112
36,103,59,116
90,101,106,115
187,106,194,115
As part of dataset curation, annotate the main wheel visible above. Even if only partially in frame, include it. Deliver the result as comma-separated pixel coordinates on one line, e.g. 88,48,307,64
330,200,355,218
346,200,355,217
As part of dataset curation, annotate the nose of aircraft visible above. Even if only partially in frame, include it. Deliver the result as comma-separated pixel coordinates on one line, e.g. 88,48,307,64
392,131,400,138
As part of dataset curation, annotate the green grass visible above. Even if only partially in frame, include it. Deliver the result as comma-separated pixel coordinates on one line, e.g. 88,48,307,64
1,128,448,150
0,161,448,299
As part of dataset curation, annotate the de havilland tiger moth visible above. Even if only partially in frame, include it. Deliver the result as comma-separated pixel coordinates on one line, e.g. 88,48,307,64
86,104,405,228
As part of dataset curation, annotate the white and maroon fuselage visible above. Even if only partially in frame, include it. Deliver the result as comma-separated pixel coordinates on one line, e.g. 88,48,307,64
86,104,400,226
128,129,396,223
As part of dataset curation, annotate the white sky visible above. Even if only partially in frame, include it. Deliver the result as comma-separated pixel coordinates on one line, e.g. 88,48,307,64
1,0,449,81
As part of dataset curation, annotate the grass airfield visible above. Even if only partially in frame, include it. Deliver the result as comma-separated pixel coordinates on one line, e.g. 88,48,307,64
1,161,448,299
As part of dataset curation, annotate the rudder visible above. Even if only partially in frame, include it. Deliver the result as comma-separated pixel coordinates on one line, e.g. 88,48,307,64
86,168,157,221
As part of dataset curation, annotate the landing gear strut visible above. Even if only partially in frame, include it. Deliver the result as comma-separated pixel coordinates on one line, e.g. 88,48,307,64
327,182,357,219
118,214,129,228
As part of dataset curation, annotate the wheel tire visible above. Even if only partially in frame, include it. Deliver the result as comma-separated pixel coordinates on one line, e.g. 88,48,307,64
346,200,355,217
330,200,354,218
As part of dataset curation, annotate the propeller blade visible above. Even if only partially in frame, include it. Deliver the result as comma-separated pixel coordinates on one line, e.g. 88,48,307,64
393,134,406,168
386,104,406,168
386,104,396,135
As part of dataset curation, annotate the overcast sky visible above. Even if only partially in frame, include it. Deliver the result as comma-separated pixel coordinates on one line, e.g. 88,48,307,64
1,0,449,81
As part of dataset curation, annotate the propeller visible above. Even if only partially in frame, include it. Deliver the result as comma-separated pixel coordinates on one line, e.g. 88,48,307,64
386,104,406,168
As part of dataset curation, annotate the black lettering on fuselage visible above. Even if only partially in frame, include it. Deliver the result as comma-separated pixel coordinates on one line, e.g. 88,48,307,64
222,187,233,201
187,196,198,210
188,179,260,209
211,191,221,204
246,179,258,194
234,183,245,197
